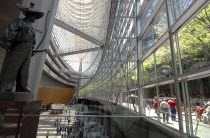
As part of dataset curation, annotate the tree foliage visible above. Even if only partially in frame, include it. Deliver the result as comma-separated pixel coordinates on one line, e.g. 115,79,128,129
178,4,210,72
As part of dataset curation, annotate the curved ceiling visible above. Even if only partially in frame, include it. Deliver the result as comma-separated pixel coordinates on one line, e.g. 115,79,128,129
52,0,111,79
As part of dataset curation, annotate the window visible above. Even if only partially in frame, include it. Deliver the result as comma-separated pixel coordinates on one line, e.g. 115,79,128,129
156,40,173,81
177,4,210,73
153,4,168,42
143,54,156,84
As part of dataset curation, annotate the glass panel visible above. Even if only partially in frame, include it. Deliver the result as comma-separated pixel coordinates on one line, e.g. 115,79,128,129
172,0,195,19
141,0,159,28
177,4,210,73
156,40,173,81
122,77,126,91
159,84,179,130
128,90,139,112
187,76,210,138
128,68,138,87
144,87,157,117
143,54,156,84
122,92,130,108
167,0,175,26
142,26,153,54
153,4,168,42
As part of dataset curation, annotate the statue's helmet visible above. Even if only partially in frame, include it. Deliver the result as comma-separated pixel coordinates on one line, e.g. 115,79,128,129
16,3,44,19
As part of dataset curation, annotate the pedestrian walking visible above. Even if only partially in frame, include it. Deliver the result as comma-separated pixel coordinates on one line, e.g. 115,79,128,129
160,99,170,123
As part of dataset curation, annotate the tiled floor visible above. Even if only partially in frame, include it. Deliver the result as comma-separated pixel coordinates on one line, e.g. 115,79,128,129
36,105,109,138
37,108,77,138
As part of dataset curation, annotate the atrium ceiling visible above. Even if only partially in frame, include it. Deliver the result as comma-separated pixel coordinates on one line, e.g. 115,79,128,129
52,0,111,78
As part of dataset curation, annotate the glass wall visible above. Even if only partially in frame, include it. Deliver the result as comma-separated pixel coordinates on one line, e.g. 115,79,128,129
172,0,195,20
141,0,158,29
80,1,210,138
153,4,168,42
143,40,173,84
143,84,181,130
144,87,157,117
177,4,210,73
156,40,173,81
186,76,210,137
142,26,153,54
143,54,155,84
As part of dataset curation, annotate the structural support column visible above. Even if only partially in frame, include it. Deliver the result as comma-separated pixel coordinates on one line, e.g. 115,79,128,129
25,0,59,98
76,59,83,103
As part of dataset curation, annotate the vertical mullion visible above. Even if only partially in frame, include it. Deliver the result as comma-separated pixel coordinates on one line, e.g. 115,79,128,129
165,0,184,135
184,80,194,135
181,80,190,135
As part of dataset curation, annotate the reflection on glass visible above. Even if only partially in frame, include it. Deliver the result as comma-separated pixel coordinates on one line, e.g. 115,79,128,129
178,4,210,73
159,84,179,130
187,76,210,137
142,26,153,54
167,0,175,26
143,54,155,84
153,4,168,42
141,0,158,28
122,77,126,91
128,68,138,87
156,40,173,81
143,84,179,130
144,87,157,117
172,0,195,20
128,90,139,112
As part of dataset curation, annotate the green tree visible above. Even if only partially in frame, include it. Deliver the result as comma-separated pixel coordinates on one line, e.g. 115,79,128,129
178,4,210,72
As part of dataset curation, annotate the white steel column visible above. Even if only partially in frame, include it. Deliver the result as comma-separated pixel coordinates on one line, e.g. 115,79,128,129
76,59,83,103
25,0,59,98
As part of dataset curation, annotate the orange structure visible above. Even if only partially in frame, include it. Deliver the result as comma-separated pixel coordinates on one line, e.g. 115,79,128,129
37,86,76,104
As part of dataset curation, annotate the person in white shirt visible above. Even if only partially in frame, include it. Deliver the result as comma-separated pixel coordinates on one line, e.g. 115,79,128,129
160,99,170,123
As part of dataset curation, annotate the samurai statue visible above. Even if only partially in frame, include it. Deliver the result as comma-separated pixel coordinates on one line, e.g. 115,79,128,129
0,3,44,92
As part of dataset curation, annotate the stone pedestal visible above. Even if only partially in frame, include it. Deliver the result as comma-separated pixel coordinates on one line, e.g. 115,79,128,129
0,92,42,138
0,92,34,101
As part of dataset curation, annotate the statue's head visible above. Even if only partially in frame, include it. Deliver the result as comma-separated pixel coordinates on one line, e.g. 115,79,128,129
16,2,44,22
25,12,38,23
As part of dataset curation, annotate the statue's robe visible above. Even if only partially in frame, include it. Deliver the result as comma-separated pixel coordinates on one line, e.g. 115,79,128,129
0,18,36,92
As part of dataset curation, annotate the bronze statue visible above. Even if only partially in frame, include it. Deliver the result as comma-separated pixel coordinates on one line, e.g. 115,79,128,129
0,3,44,92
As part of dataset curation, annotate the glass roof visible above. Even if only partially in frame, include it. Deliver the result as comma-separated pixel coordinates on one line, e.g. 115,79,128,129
52,0,111,78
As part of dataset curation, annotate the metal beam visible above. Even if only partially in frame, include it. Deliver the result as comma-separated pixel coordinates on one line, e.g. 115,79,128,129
54,19,104,46
55,47,102,57
115,16,136,18
59,69,91,78
113,37,136,39
111,60,137,62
